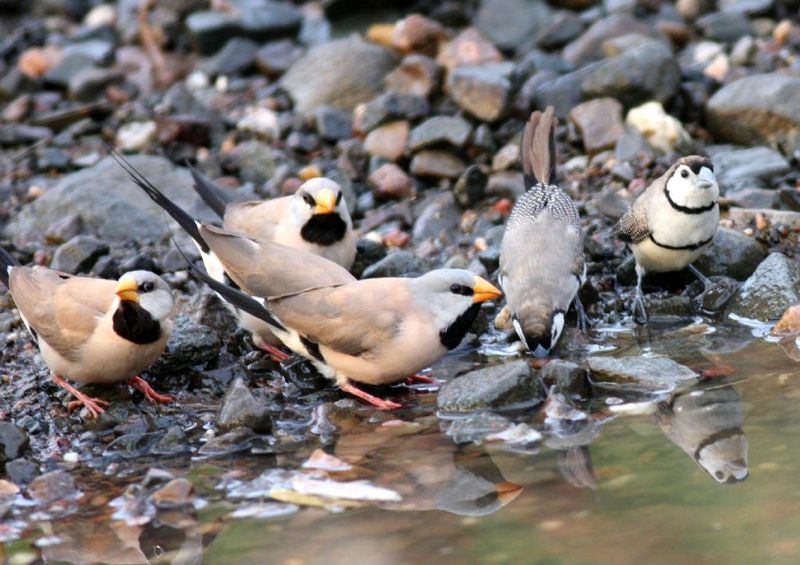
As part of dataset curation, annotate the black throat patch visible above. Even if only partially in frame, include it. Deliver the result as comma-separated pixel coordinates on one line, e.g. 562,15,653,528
300,214,347,246
439,303,481,350
113,301,162,345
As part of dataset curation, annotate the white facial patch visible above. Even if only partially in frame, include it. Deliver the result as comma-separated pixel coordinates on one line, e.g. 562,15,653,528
665,165,717,210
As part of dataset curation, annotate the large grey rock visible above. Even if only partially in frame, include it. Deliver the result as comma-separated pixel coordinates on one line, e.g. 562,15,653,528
475,0,553,51
694,228,766,281
726,253,800,321
362,251,431,278
697,11,752,43
412,191,461,242
50,235,109,274
408,116,472,152
281,36,398,114
711,146,790,186
706,74,800,155
447,62,514,122
150,316,223,373
563,14,664,66
216,378,271,433
587,355,697,392
4,155,214,245
437,360,544,413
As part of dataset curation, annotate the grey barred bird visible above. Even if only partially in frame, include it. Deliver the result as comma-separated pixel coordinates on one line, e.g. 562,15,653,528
497,107,585,357
0,246,175,418
615,155,719,321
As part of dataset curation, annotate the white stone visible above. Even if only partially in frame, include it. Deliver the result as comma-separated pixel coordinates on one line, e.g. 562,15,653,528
84,4,116,28
626,102,692,154
236,106,280,141
115,121,157,152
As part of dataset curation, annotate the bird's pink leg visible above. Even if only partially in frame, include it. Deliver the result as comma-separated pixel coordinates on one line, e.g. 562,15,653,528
404,373,437,385
126,376,173,405
53,374,109,418
258,343,291,363
340,382,402,410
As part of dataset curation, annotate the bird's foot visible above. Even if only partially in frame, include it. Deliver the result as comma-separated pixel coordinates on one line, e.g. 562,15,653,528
127,376,173,405
573,296,590,333
340,382,402,410
688,263,712,289
53,375,109,418
404,373,437,385
633,291,648,325
258,343,291,363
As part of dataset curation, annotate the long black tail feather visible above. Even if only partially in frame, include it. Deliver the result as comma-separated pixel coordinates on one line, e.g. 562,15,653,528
106,145,210,253
188,164,230,219
0,245,19,288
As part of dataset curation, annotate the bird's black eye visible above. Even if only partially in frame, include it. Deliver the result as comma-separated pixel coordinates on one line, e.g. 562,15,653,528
450,284,473,296
335,191,343,205
140,281,155,293
302,192,315,207
680,168,689,179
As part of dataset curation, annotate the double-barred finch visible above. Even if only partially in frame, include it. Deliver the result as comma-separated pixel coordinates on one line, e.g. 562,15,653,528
0,246,174,418
189,166,356,360
615,155,719,321
497,107,585,357
116,155,502,410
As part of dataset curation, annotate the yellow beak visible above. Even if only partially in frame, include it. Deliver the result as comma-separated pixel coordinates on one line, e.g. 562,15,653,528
115,274,139,304
314,188,337,215
495,482,523,506
472,276,502,304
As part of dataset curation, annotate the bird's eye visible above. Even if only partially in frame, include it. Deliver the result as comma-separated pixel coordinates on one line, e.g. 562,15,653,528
140,281,155,293
302,193,315,207
450,284,473,296
680,168,689,179
335,191,343,205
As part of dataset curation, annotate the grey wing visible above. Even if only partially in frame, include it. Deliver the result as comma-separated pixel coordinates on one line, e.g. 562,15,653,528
615,197,650,244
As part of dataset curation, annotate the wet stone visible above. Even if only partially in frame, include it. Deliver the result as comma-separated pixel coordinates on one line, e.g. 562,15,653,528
151,478,193,508
437,360,544,413
362,250,431,278
694,228,766,281
198,429,254,457
694,276,739,314
569,98,626,155
453,165,488,208
408,116,472,152
151,426,190,456
27,470,79,504
151,316,223,373
447,62,513,122
410,150,466,179
540,360,590,399
50,235,109,274
587,355,697,392
0,423,29,463
443,412,512,444
726,253,800,321
216,378,271,433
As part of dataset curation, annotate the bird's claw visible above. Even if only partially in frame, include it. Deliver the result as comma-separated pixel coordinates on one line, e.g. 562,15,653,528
127,376,173,405
340,382,402,410
67,396,110,419
258,343,291,363
404,373,437,385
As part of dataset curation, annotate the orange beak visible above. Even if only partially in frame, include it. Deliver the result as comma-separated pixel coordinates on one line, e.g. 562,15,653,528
115,274,139,303
314,188,337,215
472,276,502,304
495,482,524,506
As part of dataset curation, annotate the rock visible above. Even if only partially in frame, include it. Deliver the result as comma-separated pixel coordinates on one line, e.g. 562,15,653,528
356,92,429,133
216,378,271,433
314,106,352,141
492,144,519,172
408,116,472,152
694,228,766,281
235,106,279,141
533,66,594,118
224,140,277,185
772,305,800,335
5,458,38,485
540,359,590,398
157,114,212,146
410,150,466,179
718,0,773,15
436,27,503,72
724,187,778,210
368,163,414,201
384,54,441,98
390,13,447,56
50,235,109,274
625,101,692,153
185,11,241,55
728,208,800,230
726,253,800,321
694,276,739,314
254,39,304,78
581,42,681,109
710,146,790,186
569,98,626,155
115,121,158,152
43,53,95,89
68,67,122,101
444,412,513,444
587,355,697,391
537,11,585,50
563,14,664,66
447,62,513,122
45,213,83,244
150,316,223,372
199,37,259,76
475,0,552,52
62,39,115,65
413,192,461,242
5,155,214,245
364,121,409,161
28,470,79,504
453,165,488,208
706,74,800,155
151,478,194,508
437,360,544,412
697,11,752,43
281,36,398,114
362,250,431,278
0,423,28,463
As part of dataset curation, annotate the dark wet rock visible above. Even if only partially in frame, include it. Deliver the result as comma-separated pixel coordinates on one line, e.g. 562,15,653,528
447,62,513,122
151,316,222,373
357,92,429,134
478,244,500,272
413,192,461,242
281,36,398,114
68,67,123,101
695,276,739,314
314,106,353,142
724,187,778,210
217,378,271,433
697,12,752,43
647,295,695,317
362,250,431,278
710,146,790,187
410,150,466,178
444,412,513,444
384,54,442,98
0,423,29,463
726,253,800,321
104,432,164,459
185,291,238,336
581,42,680,109
151,426,191,456
540,360,590,399
437,360,544,413
563,14,664,66
4,155,214,245
50,235,109,274
695,228,766,281
28,470,79,504
198,429,254,457
5,458,38,485
151,477,193,508
199,37,259,77
587,355,697,391
706,74,800,155
453,165,488,208
475,0,552,52
255,39,304,78
351,239,387,279
368,163,414,201
569,98,626,155
364,121,409,161
408,116,472,152
43,53,95,89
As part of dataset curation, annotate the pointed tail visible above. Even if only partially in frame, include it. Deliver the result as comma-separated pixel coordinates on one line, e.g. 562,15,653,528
0,245,19,289
188,164,230,219
521,106,557,188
